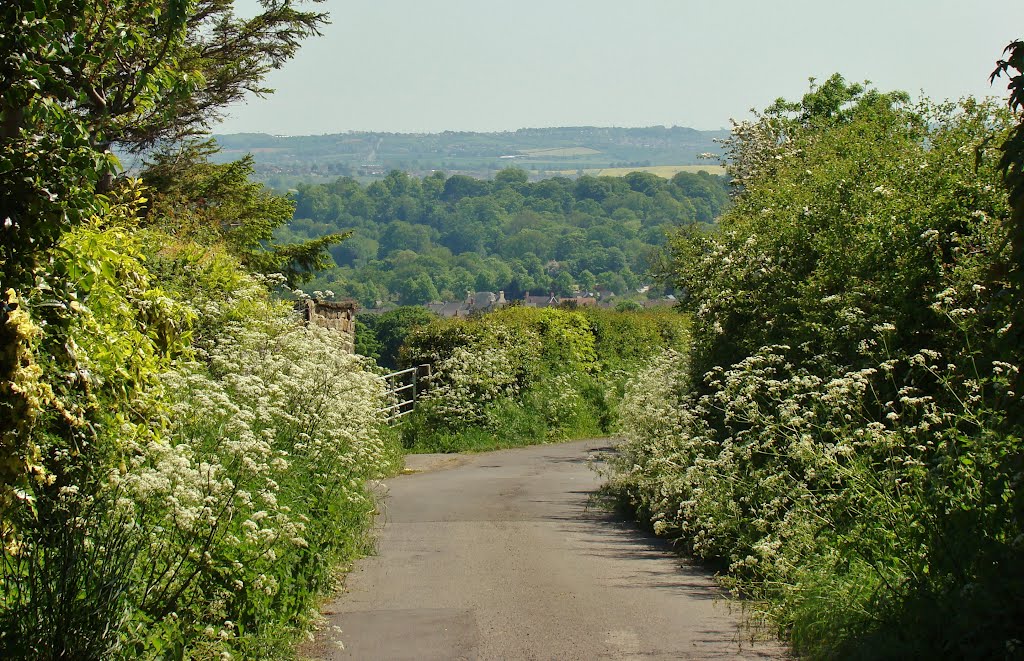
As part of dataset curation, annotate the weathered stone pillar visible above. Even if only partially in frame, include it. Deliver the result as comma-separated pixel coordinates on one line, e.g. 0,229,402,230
296,299,358,354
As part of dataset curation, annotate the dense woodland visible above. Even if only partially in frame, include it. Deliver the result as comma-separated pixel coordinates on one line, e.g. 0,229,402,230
281,168,729,305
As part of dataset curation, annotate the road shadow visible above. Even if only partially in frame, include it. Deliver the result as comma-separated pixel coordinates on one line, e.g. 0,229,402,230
538,482,734,598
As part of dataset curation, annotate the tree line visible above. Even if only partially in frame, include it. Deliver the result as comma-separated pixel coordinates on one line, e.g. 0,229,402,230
280,167,729,306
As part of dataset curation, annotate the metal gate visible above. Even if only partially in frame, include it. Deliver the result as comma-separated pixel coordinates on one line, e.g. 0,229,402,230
378,364,431,424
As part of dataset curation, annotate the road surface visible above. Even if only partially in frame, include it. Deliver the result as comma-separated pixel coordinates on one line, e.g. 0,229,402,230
307,439,786,660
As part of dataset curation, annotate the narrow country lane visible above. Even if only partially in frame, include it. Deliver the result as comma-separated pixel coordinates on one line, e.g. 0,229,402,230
307,439,787,660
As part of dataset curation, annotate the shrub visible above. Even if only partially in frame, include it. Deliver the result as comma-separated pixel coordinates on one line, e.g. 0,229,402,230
607,82,1024,658
1,210,397,659
114,314,392,658
402,306,688,452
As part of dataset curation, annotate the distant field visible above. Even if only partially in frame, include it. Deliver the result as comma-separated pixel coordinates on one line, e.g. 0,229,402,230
221,147,287,155
553,164,727,178
519,147,602,157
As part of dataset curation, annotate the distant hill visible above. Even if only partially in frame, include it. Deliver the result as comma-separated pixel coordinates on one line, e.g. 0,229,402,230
212,126,728,187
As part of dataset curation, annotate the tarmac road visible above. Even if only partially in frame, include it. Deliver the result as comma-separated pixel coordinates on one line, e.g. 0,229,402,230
308,439,787,660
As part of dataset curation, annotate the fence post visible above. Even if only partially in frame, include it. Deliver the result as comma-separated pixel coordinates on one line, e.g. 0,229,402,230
378,364,430,424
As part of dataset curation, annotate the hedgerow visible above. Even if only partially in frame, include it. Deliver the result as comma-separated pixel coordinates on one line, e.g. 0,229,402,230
0,3,391,657
401,306,688,452
607,78,1024,659
0,199,398,658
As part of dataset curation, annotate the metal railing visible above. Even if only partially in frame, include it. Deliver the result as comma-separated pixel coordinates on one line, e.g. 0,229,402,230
378,364,431,424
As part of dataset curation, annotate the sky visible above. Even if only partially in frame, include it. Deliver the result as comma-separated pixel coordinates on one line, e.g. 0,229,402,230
216,0,1024,136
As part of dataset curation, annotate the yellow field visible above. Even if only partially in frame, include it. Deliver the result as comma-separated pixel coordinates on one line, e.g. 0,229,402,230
552,164,726,178
519,147,602,157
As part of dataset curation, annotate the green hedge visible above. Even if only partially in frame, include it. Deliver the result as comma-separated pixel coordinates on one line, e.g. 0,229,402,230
400,305,688,452
1,216,400,659
607,80,1024,659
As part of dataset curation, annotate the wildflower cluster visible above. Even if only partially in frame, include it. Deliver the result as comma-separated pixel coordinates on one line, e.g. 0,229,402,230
1,215,396,658
609,85,1024,659
113,314,391,656
418,343,525,428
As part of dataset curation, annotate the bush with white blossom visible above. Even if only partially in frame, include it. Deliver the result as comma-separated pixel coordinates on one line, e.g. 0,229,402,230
0,219,398,659
403,306,687,452
608,81,1024,659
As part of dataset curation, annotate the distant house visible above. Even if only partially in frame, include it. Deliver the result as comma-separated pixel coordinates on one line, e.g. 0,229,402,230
523,293,559,308
426,291,509,318
468,290,507,312
425,301,467,317
522,293,597,308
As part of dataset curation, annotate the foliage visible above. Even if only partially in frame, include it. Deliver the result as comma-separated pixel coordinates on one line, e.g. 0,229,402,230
1,222,397,658
283,167,730,306
115,312,391,659
402,306,688,453
356,306,439,369
1,191,194,657
1,0,328,279
607,78,1024,659
991,40,1024,404
1,184,190,523
141,141,348,285
0,1,176,290
1,0,330,279
0,1,400,657
5,0,326,154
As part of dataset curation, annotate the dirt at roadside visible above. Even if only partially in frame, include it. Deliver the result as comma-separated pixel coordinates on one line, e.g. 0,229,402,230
399,452,474,474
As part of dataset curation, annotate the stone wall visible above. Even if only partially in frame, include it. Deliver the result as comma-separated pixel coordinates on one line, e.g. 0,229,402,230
297,299,357,354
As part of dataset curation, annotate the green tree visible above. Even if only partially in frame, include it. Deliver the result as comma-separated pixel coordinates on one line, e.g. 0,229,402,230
442,174,491,202
553,271,576,297
597,271,628,295
113,0,329,150
359,307,438,369
0,1,181,288
142,142,347,284
494,167,529,190
398,273,440,305
379,220,435,255
578,269,597,293
331,234,379,266
1,0,330,287
991,39,1024,398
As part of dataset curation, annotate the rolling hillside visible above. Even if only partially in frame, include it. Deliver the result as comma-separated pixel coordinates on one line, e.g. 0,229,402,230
213,125,728,186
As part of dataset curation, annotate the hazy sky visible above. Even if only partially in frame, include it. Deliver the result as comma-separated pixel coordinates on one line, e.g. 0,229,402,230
217,0,1024,135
